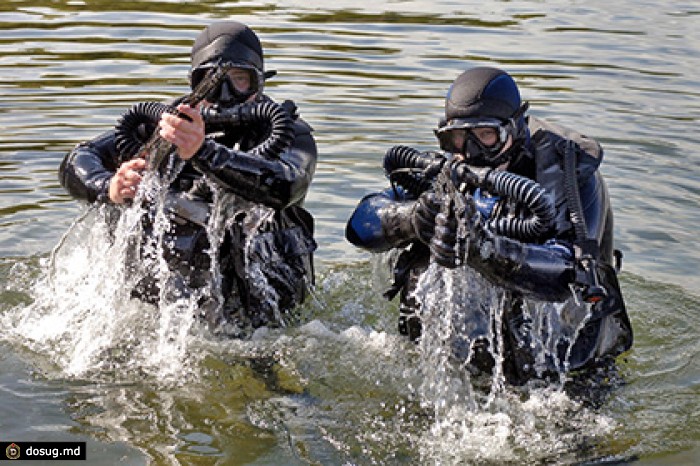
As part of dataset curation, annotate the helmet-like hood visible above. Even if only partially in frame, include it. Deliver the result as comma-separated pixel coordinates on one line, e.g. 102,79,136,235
189,21,273,106
191,21,264,73
445,66,521,122
437,67,529,167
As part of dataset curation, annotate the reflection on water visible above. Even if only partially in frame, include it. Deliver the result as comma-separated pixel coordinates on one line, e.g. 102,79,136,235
1,0,700,464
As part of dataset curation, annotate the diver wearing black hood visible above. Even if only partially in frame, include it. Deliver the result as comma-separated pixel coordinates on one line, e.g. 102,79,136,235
346,67,632,385
59,21,318,334
189,21,272,107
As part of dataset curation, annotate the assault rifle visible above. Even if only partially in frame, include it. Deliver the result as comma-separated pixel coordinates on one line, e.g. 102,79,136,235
139,63,234,172
431,162,482,267
434,162,484,216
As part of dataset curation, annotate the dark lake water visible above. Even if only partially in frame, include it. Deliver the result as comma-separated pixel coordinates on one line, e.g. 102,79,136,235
1,0,699,464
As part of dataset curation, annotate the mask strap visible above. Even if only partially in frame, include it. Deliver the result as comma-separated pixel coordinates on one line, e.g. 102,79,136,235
502,101,529,142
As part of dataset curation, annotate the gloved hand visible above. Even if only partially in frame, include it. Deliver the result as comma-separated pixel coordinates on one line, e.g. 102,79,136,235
430,205,460,267
430,193,480,268
411,191,443,244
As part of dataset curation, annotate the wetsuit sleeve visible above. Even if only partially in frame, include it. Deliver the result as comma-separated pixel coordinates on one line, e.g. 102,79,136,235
59,130,120,203
190,119,317,210
345,188,416,252
465,172,612,302
465,233,576,301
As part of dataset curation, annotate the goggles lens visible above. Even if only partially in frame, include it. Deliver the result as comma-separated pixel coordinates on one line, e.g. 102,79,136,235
436,118,507,154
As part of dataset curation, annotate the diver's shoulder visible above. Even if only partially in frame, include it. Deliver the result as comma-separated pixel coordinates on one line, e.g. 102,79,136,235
527,115,602,161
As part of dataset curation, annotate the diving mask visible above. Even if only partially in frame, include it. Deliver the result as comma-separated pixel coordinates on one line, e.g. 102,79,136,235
190,62,263,106
435,117,512,165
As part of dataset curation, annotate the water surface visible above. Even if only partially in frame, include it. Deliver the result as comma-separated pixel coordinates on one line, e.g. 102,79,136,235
1,0,699,464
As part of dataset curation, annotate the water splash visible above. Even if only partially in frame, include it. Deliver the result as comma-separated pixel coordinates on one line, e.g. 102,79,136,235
409,260,616,463
417,386,617,464
0,161,278,383
413,264,501,413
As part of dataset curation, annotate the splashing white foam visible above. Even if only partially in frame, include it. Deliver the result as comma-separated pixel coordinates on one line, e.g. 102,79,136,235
407,260,614,463
0,169,280,383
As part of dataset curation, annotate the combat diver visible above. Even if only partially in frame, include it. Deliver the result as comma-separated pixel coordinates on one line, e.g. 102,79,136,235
59,21,318,334
346,66,632,384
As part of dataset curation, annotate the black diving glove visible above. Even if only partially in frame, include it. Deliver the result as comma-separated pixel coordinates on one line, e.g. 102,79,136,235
430,206,459,267
411,191,443,245
429,192,480,268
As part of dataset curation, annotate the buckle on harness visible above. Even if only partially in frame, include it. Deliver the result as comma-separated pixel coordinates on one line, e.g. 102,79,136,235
573,240,607,304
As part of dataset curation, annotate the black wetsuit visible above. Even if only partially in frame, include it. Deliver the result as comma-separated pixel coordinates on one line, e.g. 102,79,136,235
59,94,317,333
346,116,632,384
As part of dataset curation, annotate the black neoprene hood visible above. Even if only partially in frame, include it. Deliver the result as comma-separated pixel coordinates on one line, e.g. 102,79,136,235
445,67,522,121
190,21,264,72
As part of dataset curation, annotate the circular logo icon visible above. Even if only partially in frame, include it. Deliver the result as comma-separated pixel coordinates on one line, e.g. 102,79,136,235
6,443,21,460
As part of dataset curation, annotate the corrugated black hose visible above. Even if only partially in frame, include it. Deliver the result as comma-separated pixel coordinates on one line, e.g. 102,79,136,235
114,100,295,163
481,169,556,241
114,101,172,162
382,144,555,241
202,101,294,159
383,145,445,197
